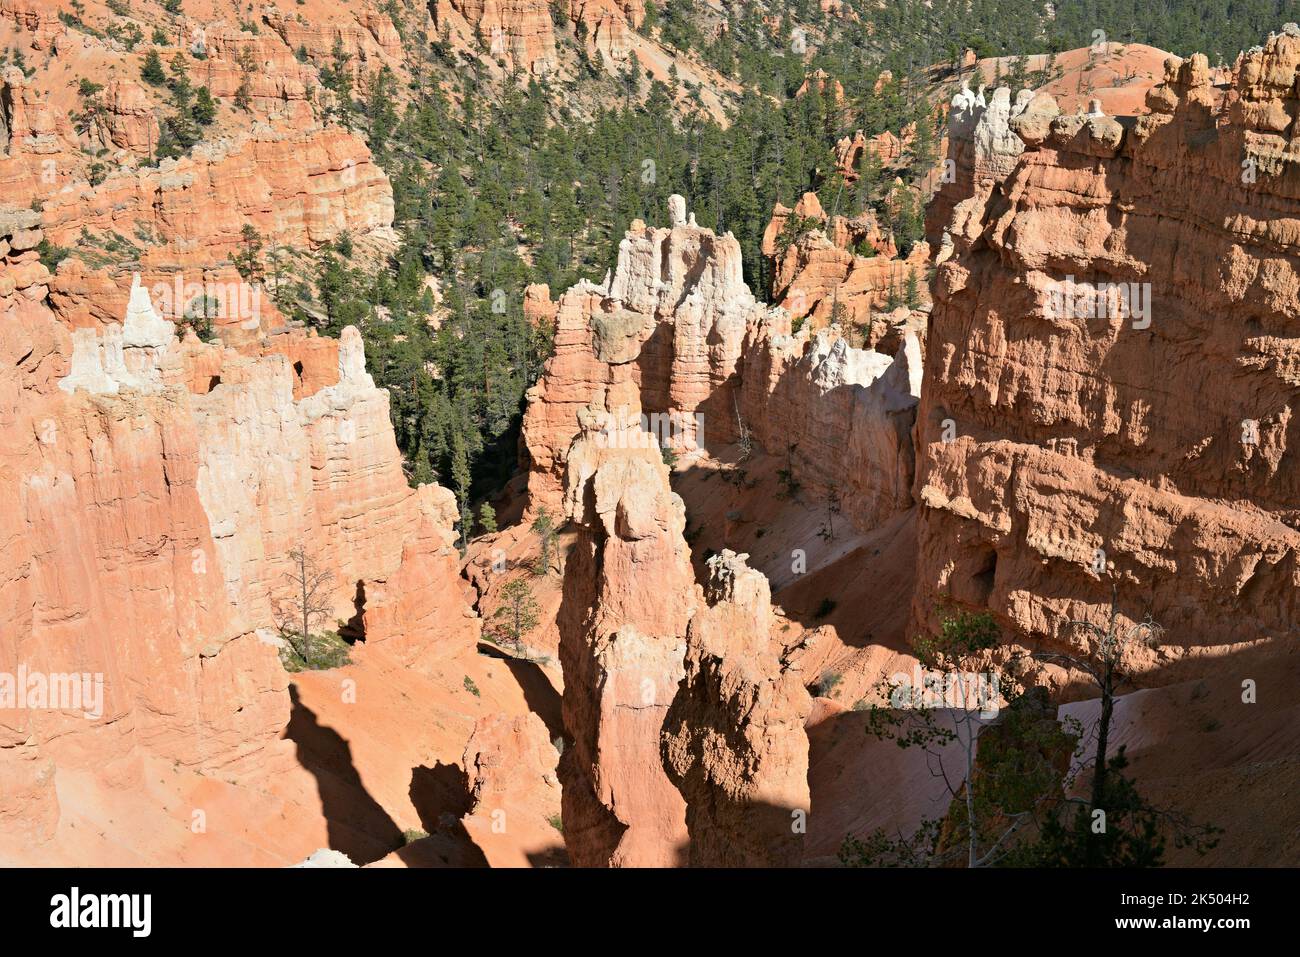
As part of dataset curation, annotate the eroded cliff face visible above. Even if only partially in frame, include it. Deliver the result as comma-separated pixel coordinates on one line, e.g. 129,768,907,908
41,128,394,269
0,1,406,199
554,418,816,867
38,126,394,335
915,33,1300,688
533,200,903,867
739,321,923,532
432,0,561,76
522,196,771,512
762,191,931,332
523,195,923,536
0,214,474,862
431,0,648,74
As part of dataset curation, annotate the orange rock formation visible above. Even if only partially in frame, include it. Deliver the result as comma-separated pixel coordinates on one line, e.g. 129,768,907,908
917,33,1300,688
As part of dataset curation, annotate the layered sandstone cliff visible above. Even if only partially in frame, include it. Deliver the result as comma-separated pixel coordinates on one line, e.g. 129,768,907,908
432,0,655,74
432,0,561,75
915,32,1300,687
522,195,771,511
763,198,932,332
738,322,923,531
523,195,923,536
0,0,406,199
39,125,393,333
0,212,473,862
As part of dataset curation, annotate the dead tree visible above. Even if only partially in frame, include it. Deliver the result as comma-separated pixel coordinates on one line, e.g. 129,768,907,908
277,544,335,666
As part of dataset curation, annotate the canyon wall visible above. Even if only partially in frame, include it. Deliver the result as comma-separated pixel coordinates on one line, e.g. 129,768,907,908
535,199,912,866
915,34,1300,688
521,195,770,511
0,212,473,860
40,128,394,273
432,0,561,75
0,1,407,198
39,126,393,335
432,0,651,74
461,712,565,867
523,195,923,535
738,322,922,532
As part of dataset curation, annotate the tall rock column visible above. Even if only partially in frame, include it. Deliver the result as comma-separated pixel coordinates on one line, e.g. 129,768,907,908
662,550,812,866
556,413,697,866
521,195,769,515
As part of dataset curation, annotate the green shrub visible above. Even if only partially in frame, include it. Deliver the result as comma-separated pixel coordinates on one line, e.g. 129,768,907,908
279,630,352,672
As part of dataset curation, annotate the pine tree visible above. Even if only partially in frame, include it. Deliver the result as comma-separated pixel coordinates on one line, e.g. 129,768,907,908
492,577,540,652
477,501,497,536
530,507,557,575
140,49,166,86
192,87,216,125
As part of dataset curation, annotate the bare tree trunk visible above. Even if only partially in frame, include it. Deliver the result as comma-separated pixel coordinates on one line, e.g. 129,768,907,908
958,682,979,869
1091,668,1114,810
300,549,310,665
1088,664,1116,865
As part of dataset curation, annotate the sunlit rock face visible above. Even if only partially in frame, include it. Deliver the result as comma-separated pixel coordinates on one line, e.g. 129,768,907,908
914,39,1300,690
556,416,695,867
0,211,472,864
523,195,923,535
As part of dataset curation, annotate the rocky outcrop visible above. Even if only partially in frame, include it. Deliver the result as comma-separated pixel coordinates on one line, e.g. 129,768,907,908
0,64,69,160
762,191,930,333
0,0,63,48
523,282,559,329
0,213,473,860
461,712,565,866
662,550,812,866
554,418,823,867
570,0,646,64
834,126,913,181
914,30,1300,689
432,0,561,75
259,6,405,82
41,125,393,273
533,200,924,865
431,0,646,72
524,194,925,536
93,79,162,158
555,413,696,866
522,195,770,512
293,848,359,868
970,43,1174,117
37,125,393,337
924,84,1057,250
0,1,414,204
764,191,897,264
740,323,924,531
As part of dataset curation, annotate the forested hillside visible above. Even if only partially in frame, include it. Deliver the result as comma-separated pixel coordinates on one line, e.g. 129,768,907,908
273,0,1294,531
